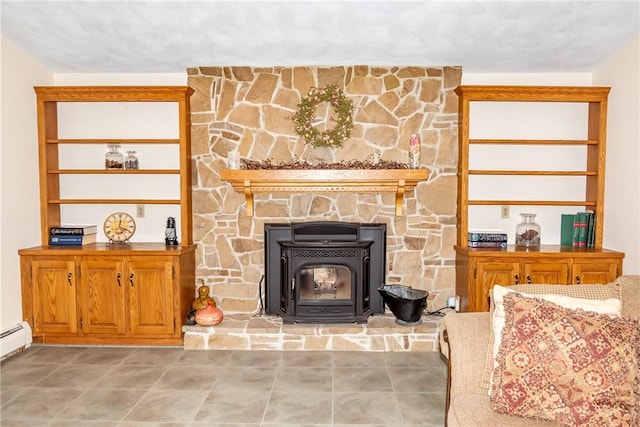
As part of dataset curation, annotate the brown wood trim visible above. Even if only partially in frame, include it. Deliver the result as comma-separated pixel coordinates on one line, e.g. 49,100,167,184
220,169,429,216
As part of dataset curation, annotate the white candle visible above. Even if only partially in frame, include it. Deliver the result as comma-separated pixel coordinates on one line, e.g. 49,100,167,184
227,151,240,169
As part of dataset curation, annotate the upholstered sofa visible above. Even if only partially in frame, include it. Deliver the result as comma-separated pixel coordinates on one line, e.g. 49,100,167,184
439,275,640,426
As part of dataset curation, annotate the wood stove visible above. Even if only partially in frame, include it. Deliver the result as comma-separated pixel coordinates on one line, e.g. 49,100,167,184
264,222,386,323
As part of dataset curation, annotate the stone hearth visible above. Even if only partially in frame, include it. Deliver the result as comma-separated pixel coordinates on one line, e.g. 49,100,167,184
183,314,442,351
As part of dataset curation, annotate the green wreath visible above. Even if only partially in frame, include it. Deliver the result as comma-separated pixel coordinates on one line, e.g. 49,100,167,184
293,84,354,148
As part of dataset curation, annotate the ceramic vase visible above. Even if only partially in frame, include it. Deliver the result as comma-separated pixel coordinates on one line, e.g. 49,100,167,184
195,301,223,326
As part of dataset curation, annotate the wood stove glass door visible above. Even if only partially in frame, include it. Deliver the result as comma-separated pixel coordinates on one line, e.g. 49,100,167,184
299,265,352,301
294,263,356,320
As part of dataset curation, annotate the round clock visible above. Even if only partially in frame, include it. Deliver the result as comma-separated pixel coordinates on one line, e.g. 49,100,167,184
103,212,136,244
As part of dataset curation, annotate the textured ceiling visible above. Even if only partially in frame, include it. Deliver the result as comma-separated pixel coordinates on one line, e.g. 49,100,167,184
1,1,638,73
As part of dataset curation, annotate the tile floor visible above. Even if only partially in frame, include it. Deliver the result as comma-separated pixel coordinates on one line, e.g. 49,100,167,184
1,345,447,426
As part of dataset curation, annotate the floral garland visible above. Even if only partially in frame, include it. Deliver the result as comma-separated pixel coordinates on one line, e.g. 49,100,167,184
293,84,354,148
242,157,409,170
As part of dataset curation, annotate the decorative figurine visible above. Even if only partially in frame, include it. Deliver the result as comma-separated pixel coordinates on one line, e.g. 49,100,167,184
192,284,216,310
190,284,224,326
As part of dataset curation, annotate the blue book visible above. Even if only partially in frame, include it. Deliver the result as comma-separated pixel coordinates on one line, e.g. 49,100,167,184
467,231,507,242
49,234,96,246
468,241,507,248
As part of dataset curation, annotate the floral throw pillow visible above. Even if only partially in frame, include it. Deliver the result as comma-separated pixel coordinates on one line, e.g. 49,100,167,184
483,284,621,392
489,292,639,426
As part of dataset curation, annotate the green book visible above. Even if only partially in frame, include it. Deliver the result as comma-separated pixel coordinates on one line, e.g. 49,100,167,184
560,214,576,247
586,211,596,247
576,212,589,247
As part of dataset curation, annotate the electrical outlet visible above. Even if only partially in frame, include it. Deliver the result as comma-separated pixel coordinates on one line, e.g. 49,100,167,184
447,296,457,308
501,205,510,219
136,204,145,218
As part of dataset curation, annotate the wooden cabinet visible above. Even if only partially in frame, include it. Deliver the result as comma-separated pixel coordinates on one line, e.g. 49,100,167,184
79,257,126,335
455,85,624,312
20,244,195,345
522,261,569,285
456,246,623,312
26,258,78,335
571,260,619,285
127,257,175,336
19,86,196,345
472,260,520,311
81,255,175,337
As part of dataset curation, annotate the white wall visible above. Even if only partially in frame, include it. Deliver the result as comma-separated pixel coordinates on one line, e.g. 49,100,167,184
461,73,592,86
1,36,52,331
53,73,186,86
0,44,186,332
2,40,636,334
593,34,640,274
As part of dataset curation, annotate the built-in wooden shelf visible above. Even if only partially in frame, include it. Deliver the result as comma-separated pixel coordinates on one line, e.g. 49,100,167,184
220,169,430,216
46,139,180,144
48,169,180,174
21,86,195,346
453,85,624,312
47,199,180,205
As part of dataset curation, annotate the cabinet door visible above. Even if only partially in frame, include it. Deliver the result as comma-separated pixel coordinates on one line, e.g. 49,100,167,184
127,258,175,336
572,261,620,285
474,261,520,311
79,258,126,335
523,262,569,285
31,259,78,334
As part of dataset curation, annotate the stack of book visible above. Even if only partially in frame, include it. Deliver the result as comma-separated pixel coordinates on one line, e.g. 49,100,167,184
560,211,595,248
49,224,98,246
467,230,508,248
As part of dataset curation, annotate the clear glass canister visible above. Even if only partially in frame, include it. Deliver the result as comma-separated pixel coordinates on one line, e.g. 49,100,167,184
515,213,541,248
125,150,139,170
105,144,124,169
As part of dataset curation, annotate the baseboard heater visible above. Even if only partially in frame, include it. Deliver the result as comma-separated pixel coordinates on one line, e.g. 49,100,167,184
1,321,33,358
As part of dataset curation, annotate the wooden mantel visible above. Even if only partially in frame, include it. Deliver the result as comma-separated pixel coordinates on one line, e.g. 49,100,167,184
220,169,430,216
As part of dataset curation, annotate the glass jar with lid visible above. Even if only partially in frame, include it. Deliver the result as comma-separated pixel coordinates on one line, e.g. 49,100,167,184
125,150,139,170
105,144,124,169
515,213,541,248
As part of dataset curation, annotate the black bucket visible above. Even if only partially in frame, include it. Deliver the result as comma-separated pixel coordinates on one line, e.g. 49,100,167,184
378,285,428,326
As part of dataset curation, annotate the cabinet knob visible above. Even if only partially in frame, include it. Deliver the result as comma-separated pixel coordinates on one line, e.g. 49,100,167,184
575,276,581,284
129,273,135,287
117,272,122,287
514,274,519,285
526,275,532,284
67,272,72,286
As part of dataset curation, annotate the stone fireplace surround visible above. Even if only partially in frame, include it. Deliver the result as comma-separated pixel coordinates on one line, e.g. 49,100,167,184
184,65,461,351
